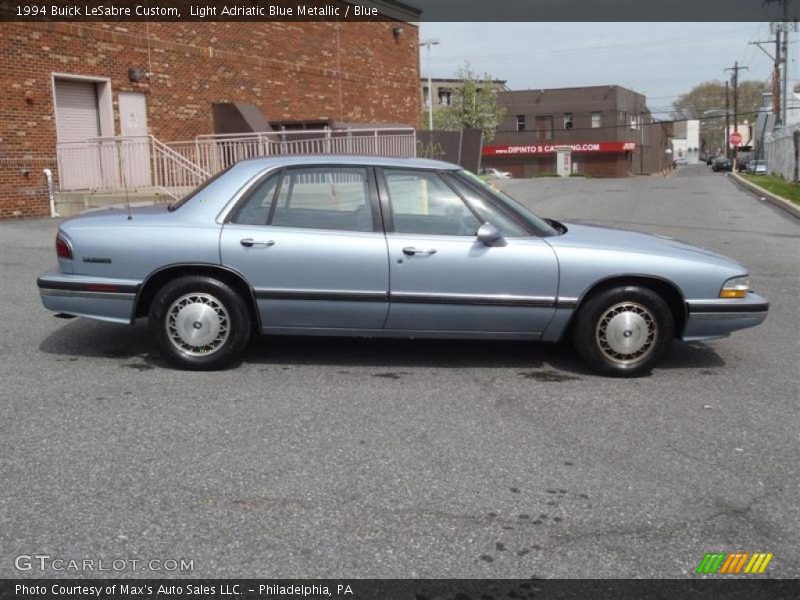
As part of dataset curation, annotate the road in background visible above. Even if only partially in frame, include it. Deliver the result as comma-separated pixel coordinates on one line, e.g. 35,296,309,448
1,165,798,578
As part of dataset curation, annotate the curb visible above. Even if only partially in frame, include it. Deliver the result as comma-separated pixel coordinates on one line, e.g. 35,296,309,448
729,172,800,220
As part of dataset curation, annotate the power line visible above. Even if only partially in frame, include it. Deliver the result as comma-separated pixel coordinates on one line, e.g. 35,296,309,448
425,27,756,64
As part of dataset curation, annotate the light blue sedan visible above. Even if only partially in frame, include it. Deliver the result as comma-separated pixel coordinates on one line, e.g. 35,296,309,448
37,156,769,376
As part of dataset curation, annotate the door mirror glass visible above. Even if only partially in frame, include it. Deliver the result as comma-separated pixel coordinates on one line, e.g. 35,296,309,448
477,222,505,246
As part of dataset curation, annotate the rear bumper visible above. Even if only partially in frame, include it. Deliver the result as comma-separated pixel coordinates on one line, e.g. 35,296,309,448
683,292,769,341
37,267,141,325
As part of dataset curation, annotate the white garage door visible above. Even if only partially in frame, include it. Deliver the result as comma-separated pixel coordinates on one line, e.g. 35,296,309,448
54,79,102,190
54,79,100,143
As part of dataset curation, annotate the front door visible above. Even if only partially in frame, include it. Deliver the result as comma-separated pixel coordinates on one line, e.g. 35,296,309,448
118,91,151,188
380,168,559,337
220,165,389,331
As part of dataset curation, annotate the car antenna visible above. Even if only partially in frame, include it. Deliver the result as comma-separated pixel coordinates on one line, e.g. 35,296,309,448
115,141,133,220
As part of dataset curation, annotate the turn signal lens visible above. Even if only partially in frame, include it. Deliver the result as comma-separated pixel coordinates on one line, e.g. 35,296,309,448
719,276,749,299
55,233,72,259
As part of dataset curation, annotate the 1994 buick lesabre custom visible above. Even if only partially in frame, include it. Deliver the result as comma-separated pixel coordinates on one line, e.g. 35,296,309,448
37,156,769,376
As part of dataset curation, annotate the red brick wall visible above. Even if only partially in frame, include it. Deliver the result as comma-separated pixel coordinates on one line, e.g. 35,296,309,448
0,21,420,218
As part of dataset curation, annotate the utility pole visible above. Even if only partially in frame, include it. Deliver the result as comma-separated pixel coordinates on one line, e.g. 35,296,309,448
763,0,797,125
776,26,783,121
725,80,730,159
420,38,440,131
725,61,747,162
780,20,790,125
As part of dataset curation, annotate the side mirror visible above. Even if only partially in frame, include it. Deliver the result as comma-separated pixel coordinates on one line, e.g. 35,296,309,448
476,222,505,246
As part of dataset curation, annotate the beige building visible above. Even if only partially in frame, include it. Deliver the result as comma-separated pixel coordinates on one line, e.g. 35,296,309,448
421,77,509,109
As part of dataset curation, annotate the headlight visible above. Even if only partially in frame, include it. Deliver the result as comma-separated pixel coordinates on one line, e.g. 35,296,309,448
719,275,750,299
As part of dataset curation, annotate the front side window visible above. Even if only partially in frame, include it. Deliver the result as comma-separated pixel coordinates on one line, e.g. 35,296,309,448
383,169,481,236
271,167,373,232
455,170,558,237
445,175,528,237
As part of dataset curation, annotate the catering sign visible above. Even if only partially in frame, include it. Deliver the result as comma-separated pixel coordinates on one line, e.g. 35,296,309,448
483,142,637,156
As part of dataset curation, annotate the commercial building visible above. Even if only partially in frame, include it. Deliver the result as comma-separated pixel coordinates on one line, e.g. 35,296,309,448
672,120,701,164
482,85,671,178
0,7,421,219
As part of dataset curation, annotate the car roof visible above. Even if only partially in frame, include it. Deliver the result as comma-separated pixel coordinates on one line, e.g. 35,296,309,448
236,154,461,171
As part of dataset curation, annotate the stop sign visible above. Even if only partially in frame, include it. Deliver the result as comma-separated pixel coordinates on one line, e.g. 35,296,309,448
729,132,742,145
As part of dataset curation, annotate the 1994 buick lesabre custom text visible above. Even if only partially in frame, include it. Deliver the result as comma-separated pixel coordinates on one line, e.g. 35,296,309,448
37,156,768,376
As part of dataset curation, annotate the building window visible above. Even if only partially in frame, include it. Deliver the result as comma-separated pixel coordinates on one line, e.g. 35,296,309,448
516,115,526,132
422,86,430,108
438,89,452,106
630,114,640,130
535,115,553,140
592,111,602,128
563,113,574,130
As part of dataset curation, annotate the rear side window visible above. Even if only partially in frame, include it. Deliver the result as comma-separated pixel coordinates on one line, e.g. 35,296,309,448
272,167,374,232
230,172,281,225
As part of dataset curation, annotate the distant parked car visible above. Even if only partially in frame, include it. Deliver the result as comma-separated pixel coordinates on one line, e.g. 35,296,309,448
37,155,768,377
736,152,754,172
674,158,688,166
712,157,732,172
706,154,719,166
480,167,512,180
746,160,767,175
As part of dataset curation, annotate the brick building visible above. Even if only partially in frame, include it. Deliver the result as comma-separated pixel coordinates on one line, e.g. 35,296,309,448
482,85,671,178
0,9,420,218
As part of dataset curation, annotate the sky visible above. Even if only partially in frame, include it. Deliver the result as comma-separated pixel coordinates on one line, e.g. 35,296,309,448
418,22,798,118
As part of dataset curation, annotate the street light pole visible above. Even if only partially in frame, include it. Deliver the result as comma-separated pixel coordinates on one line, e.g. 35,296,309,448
420,38,440,131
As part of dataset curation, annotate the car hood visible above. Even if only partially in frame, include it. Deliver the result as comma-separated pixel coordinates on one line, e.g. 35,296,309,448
547,222,745,271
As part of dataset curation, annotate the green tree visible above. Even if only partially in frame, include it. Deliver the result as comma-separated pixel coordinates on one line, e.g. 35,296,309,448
672,79,766,152
425,63,506,143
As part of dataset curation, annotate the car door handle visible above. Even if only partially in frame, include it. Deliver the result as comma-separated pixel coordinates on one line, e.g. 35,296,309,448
240,238,275,248
402,247,437,256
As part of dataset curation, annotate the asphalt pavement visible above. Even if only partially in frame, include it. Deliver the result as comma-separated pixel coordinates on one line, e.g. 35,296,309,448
1,165,798,578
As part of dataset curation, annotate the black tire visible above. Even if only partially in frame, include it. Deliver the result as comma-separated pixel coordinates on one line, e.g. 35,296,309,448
573,286,673,377
149,276,251,370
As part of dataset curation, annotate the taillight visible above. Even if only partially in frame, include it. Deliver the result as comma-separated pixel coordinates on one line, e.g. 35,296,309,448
55,233,72,259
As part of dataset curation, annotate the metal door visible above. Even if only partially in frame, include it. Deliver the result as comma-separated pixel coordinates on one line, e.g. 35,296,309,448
118,92,152,188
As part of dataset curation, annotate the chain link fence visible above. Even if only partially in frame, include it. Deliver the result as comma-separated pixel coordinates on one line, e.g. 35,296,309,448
764,125,800,182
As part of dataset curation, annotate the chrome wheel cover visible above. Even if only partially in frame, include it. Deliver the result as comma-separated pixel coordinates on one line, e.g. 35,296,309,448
595,302,657,365
166,293,230,356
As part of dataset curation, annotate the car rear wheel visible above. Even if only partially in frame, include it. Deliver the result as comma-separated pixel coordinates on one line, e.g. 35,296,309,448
149,276,250,370
573,286,673,377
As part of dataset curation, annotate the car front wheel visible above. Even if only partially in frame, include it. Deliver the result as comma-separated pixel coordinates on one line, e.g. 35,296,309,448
149,276,251,370
573,286,673,377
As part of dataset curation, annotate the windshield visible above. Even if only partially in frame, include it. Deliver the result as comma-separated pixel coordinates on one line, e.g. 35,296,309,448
456,170,558,237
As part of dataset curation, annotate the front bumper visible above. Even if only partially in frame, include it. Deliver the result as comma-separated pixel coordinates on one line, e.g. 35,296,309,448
683,292,769,341
37,267,141,325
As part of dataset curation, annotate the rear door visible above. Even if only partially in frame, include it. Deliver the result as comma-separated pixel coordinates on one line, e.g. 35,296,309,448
220,165,389,331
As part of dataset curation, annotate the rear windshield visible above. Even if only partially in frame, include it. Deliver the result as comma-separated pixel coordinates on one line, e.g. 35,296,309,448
168,165,235,211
